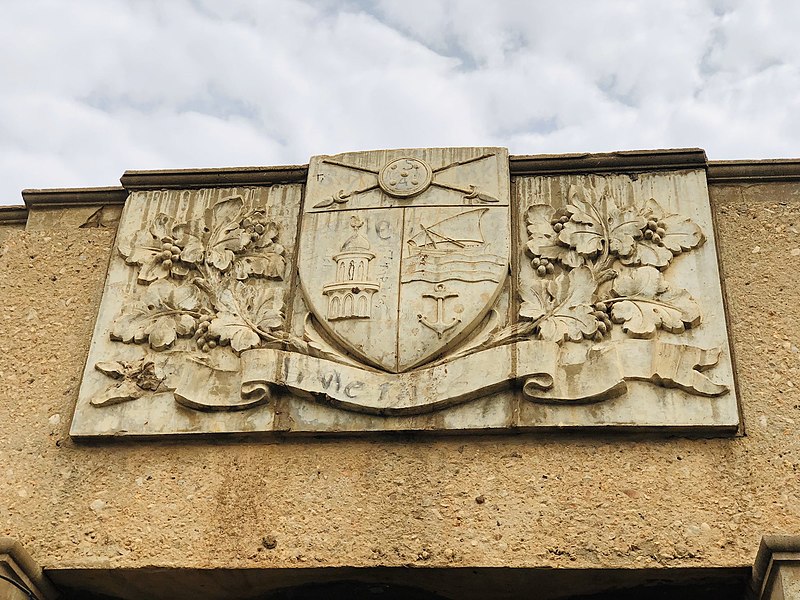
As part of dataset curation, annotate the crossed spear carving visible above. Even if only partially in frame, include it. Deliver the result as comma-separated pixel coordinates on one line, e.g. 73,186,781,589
313,152,499,209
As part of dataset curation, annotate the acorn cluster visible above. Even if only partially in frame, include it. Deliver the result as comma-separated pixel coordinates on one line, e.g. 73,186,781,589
550,213,570,233
643,218,667,245
529,213,573,277
242,213,271,248
591,301,614,341
157,236,184,272
194,314,220,352
531,256,555,277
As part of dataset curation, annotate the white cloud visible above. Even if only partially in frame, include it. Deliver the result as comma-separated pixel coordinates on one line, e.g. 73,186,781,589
1,0,800,204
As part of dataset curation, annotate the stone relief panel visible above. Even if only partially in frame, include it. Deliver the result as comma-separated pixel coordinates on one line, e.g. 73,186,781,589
515,172,738,428
71,186,301,436
71,149,738,438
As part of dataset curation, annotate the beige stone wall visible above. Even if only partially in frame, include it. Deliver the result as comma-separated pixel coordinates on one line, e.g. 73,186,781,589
0,178,799,573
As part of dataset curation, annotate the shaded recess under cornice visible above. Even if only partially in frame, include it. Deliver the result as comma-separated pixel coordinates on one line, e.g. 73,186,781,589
3,150,800,222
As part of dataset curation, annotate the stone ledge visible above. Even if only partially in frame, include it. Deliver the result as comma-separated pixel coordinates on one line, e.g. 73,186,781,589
0,537,61,599
6,154,800,219
707,160,800,184
118,149,711,190
47,565,748,600
22,187,128,209
120,164,309,190
509,148,708,175
0,206,28,225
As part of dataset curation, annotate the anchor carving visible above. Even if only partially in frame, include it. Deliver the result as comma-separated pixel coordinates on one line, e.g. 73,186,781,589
418,284,461,338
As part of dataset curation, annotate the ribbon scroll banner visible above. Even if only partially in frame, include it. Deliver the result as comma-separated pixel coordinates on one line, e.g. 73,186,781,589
171,340,728,415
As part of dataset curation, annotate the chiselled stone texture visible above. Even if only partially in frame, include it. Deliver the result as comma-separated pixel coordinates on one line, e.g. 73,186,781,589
71,149,737,437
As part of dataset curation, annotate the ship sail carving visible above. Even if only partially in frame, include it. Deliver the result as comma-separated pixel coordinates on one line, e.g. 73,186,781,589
402,208,505,284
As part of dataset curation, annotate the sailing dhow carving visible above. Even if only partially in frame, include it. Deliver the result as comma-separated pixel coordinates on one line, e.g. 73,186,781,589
402,208,506,284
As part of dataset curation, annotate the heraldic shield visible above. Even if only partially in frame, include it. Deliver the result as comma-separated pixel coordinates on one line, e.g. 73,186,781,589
298,148,510,373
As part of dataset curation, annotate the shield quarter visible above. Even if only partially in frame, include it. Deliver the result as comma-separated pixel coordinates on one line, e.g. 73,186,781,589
298,148,510,373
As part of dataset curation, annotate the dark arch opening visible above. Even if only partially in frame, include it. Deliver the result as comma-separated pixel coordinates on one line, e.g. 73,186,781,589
260,580,452,600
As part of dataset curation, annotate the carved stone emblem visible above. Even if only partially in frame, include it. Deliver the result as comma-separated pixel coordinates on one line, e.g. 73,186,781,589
299,148,510,374
71,149,739,438
378,157,432,197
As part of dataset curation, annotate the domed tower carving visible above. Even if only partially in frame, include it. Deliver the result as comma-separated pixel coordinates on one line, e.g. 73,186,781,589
322,216,380,320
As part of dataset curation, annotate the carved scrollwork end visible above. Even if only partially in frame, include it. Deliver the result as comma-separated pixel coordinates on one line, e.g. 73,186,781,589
92,359,167,407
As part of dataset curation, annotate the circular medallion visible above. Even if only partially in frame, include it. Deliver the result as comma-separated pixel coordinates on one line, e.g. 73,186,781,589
378,157,432,198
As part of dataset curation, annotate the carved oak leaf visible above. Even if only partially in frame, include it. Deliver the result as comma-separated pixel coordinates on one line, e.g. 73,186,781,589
204,196,250,271
110,280,200,350
209,283,285,353
119,215,172,283
253,220,280,248
519,266,598,343
119,213,205,282
207,313,261,353
619,239,674,269
93,379,144,407
232,222,287,280
92,360,166,407
610,267,701,338
95,360,128,380
525,204,583,267
660,214,705,253
620,199,705,268
643,199,706,254
232,254,287,280
558,187,645,258
607,205,647,257
170,220,205,267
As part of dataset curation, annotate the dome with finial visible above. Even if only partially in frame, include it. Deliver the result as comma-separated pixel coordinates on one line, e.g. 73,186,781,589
340,215,371,252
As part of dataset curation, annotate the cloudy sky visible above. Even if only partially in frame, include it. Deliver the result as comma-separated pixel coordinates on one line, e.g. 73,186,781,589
1,0,799,205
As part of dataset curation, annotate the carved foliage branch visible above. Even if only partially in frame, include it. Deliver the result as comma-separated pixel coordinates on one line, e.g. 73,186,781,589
113,195,288,355
522,183,706,343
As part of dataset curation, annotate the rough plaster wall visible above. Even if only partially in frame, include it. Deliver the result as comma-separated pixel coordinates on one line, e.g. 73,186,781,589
0,181,799,572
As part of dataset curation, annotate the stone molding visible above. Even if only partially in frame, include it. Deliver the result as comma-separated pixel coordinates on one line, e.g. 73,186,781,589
749,535,800,600
510,148,708,176
120,164,308,190
707,160,800,184
0,207,28,225
21,187,128,209
5,153,800,230
0,538,60,600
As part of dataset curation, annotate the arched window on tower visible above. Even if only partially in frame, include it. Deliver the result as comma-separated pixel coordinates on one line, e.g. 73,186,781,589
343,293,353,317
330,295,341,319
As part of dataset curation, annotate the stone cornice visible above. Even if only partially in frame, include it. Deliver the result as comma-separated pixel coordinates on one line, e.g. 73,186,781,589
707,159,800,184
4,154,800,220
22,186,128,209
509,148,708,176
0,206,28,225
118,149,712,190
120,164,309,190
